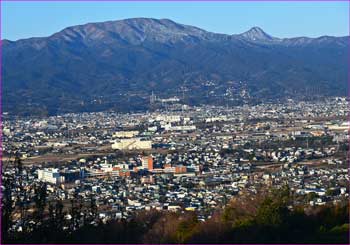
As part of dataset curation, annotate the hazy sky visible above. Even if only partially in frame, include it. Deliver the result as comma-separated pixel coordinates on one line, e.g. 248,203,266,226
2,1,349,41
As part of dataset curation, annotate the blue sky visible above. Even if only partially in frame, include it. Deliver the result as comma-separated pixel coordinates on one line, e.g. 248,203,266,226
2,1,349,41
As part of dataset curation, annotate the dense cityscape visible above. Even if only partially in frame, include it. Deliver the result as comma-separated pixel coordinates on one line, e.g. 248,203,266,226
2,0,350,242
2,96,349,243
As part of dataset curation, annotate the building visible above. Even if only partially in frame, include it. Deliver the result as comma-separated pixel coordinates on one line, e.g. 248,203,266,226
113,131,139,138
142,156,154,170
85,163,120,178
112,138,152,150
155,115,181,123
175,165,187,174
168,125,196,132
37,168,65,184
141,175,155,184
61,169,84,182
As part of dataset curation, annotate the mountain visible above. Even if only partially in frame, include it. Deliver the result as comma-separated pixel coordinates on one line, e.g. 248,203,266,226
3,18,348,116
239,27,277,41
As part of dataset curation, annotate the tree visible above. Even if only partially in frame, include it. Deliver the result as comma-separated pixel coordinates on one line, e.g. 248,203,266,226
2,173,15,241
307,192,319,202
175,213,198,243
33,182,47,223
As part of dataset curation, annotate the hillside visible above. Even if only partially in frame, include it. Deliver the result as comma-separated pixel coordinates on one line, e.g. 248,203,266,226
3,18,348,115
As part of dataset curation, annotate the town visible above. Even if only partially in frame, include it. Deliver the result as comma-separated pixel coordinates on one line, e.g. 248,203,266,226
2,96,349,235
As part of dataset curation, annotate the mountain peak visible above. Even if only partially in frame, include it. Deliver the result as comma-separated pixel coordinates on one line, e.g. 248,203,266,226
240,26,275,41
51,17,211,45
248,26,266,34
3,18,348,116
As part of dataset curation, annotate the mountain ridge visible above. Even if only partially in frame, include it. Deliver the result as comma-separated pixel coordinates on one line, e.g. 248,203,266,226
3,18,348,116
3,17,347,43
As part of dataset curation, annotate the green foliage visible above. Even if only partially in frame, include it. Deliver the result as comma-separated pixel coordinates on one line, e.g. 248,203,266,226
175,214,198,243
326,188,340,196
306,192,319,202
255,197,289,227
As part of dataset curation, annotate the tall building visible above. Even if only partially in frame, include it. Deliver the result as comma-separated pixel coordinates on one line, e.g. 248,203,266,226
142,156,153,170
37,168,65,184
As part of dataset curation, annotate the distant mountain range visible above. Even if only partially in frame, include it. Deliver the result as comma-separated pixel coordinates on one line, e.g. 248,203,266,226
3,18,348,116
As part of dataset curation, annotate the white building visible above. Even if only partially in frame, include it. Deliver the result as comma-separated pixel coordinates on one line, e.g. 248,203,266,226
37,168,65,184
113,131,139,138
155,115,181,123
111,138,152,150
168,125,196,131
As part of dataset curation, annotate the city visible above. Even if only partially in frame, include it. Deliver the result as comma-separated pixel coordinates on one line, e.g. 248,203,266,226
2,1,349,243
2,96,349,242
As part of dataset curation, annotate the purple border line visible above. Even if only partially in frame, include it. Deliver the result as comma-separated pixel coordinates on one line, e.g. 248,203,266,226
0,0,349,245
348,1,350,245
1,0,349,2
0,0,3,243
